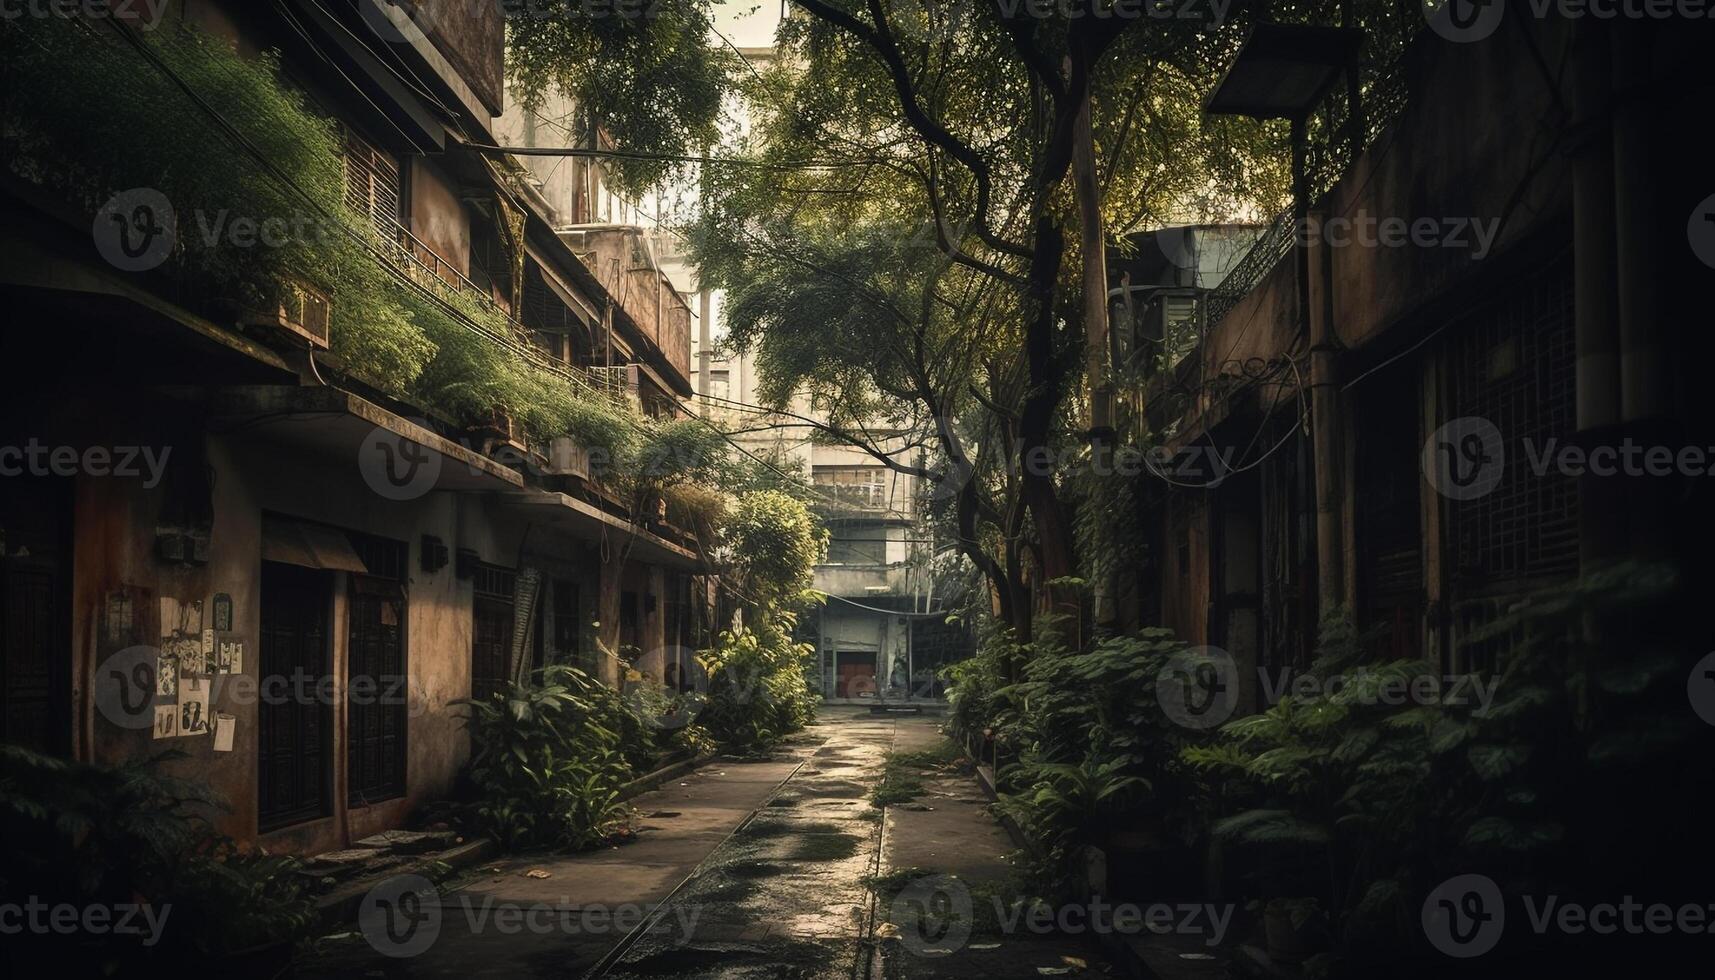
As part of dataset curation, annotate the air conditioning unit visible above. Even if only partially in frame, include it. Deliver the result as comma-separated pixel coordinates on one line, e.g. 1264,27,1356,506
543,436,591,480
240,277,332,350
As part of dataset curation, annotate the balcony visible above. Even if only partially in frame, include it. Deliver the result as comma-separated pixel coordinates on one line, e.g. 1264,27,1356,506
561,225,694,390
815,563,911,598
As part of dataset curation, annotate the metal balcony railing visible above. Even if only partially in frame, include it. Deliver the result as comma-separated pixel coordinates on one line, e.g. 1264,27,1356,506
366,215,624,408
1204,46,1416,331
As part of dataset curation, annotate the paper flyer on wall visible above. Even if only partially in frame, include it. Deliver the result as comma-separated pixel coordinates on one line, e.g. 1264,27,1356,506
213,713,236,752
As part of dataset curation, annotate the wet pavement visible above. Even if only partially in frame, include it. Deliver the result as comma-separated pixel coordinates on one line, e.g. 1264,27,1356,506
599,710,895,979
297,708,1122,979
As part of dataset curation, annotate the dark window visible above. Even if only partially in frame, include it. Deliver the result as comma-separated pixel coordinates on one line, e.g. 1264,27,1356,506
259,562,332,831
620,590,640,653
1443,256,1578,672
551,579,580,665
1445,257,1578,591
471,563,516,702
347,533,408,807
826,525,887,564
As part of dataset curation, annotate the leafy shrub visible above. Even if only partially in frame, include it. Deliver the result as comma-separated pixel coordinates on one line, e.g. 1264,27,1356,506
453,665,633,851
992,629,1213,893
1184,565,1703,969
945,623,1020,745
689,489,825,752
0,745,313,965
163,843,316,956
697,622,820,752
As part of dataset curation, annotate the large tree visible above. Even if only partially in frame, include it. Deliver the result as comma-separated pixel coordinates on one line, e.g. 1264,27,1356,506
690,1,1288,637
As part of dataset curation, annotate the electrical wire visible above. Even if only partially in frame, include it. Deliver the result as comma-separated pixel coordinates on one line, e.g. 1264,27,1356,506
815,592,960,619
469,142,869,171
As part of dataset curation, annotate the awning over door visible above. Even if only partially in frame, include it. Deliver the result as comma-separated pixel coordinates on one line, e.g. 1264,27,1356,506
261,517,370,573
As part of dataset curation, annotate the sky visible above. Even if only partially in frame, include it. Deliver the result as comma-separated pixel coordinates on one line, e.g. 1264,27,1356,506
712,1,784,49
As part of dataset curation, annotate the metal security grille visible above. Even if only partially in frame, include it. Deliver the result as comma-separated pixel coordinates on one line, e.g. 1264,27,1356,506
343,127,401,233
347,533,407,807
1260,423,1315,675
1355,369,1424,662
259,562,331,831
1445,257,1578,595
551,579,580,666
471,564,516,703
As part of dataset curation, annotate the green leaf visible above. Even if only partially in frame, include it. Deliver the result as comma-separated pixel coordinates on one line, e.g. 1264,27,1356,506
1467,743,1531,780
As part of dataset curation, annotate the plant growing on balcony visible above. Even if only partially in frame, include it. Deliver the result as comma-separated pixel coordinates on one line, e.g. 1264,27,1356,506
2,17,436,390
1,17,664,454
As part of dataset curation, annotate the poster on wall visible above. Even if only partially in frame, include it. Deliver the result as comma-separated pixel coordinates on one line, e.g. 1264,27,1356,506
152,704,178,739
211,593,233,632
178,678,210,736
213,713,236,752
155,653,178,699
215,636,244,675
160,597,206,677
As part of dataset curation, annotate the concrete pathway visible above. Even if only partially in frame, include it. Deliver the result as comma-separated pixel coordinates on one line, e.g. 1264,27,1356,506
298,708,1128,979
299,727,826,976
598,708,896,978
875,721,1120,979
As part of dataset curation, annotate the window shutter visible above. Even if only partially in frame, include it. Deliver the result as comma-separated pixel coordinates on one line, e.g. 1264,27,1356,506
342,127,401,232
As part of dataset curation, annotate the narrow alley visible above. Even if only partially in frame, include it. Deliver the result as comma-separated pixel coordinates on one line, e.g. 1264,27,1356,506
303,709,1120,979
4,4,1710,979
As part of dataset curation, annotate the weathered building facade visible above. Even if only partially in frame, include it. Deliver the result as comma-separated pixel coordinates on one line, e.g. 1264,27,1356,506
1121,16,1710,713
0,0,703,855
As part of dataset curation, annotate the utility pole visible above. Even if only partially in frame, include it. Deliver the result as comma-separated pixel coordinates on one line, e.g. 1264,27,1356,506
698,287,713,399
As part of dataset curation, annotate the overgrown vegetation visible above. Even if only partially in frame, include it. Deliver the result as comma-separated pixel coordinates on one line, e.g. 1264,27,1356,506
951,626,1215,897
0,15,688,466
447,665,635,852
869,742,962,807
944,564,1706,974
694,491,828,752
451,490,828,846
0,746,315,967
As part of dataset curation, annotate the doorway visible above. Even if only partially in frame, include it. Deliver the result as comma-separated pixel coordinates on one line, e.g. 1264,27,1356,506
836,651,878,698
0,477,70,754
258,561,333,831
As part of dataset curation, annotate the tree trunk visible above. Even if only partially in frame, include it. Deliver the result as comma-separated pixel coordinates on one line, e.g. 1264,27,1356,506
1072,80,1118,630
1018,216,1079,617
